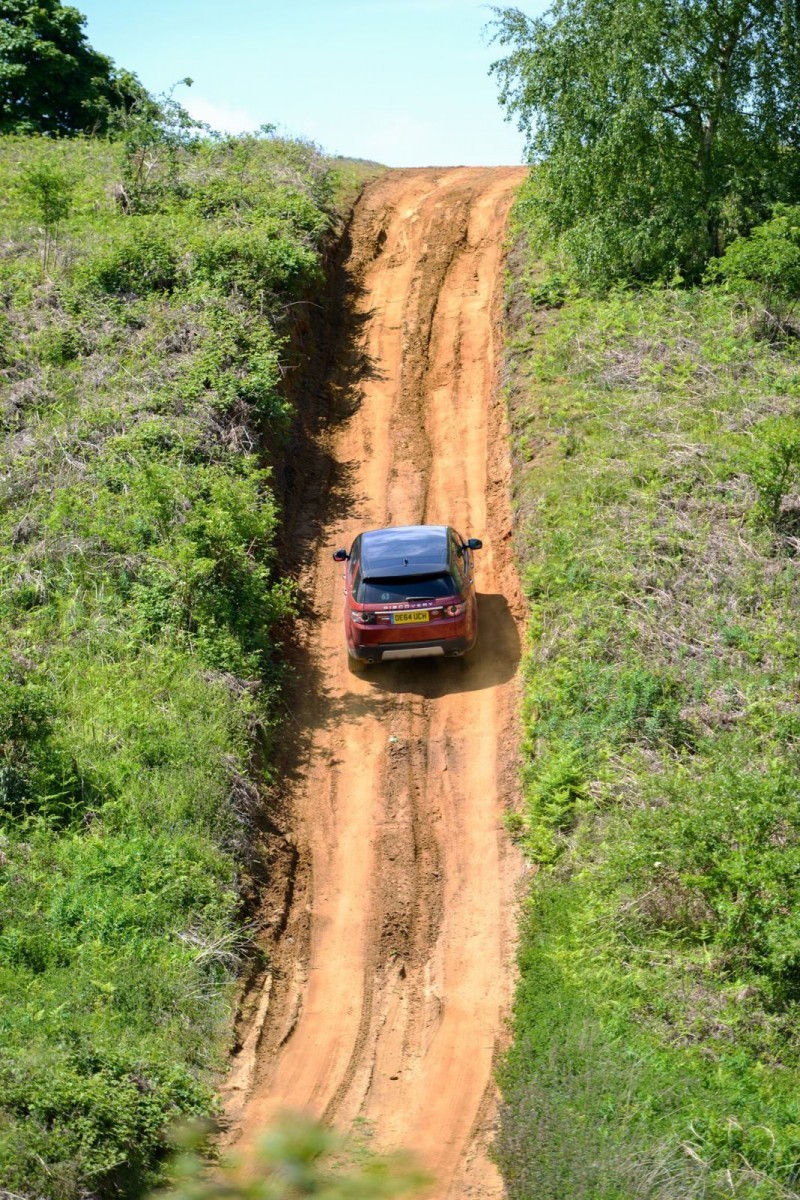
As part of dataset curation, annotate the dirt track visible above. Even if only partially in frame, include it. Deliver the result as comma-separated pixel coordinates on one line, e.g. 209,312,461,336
224,166,527,1197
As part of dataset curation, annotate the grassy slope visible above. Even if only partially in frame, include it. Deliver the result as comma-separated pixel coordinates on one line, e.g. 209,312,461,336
498,199,800,1199
0,135,376,1198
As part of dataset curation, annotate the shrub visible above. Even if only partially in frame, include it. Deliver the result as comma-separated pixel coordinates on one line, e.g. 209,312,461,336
175,305,289,428
0,662,88,825
739,415,800,526
33,322,84,364
708,206,800,338
0,1042,211,1199
190,226,320,302
81,227,181,295
18,162,76,270
521,744,587,861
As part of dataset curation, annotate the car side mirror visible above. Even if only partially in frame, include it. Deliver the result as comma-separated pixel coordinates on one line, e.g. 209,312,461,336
467,538,483,551
332,548,349,562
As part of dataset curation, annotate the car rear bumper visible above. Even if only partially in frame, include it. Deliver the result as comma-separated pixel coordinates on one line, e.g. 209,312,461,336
349,634,475,662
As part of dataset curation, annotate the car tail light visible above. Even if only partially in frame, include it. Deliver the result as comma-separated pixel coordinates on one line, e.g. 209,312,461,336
351,610,376,624
444,602,467,617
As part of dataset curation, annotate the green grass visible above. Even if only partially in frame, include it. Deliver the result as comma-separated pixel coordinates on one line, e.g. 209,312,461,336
0,133,376,1198
498,236,800,1198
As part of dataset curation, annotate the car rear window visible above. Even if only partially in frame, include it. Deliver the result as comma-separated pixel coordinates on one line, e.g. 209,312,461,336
356,574,457,603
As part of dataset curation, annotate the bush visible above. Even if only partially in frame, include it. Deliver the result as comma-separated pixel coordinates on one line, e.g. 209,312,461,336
0,662,89,824
33,322,84,364
738,415,800,526
615,762,800,992
185,179,328,242
707,206,800,338
18,162,76,270
175,304,289,428
0,1043,210,1199
81,226,181,295
190,226,320,301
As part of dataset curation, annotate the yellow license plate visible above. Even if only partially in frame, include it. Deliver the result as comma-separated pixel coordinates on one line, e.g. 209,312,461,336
393,610,430,625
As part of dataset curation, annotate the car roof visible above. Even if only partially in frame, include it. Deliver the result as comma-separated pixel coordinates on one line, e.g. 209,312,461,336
360,525,450,579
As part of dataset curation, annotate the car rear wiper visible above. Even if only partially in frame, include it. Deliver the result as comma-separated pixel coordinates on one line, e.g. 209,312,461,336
407,596,436,601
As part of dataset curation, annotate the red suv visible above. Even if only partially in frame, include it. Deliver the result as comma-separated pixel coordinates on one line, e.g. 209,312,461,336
333,524,482,663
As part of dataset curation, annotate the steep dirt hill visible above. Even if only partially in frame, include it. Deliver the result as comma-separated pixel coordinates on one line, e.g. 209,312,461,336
224,166,528,1198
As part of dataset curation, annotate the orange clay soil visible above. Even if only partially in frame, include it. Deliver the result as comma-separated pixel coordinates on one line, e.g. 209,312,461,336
223,167,528,1198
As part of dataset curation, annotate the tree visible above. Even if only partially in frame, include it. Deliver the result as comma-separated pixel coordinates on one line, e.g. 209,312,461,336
18,161,75,270
491,1,800,284
109,79,210,213
0,0,144,135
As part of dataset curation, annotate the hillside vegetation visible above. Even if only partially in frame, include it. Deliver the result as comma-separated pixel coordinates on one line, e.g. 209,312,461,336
0,131,367,1198
497,194,800,1198
493,1,800,1193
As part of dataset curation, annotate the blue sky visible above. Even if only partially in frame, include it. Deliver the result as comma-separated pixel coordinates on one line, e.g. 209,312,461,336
78,0,534,167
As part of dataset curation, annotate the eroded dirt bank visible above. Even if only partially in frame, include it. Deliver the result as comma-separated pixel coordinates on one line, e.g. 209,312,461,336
224,166,528,1198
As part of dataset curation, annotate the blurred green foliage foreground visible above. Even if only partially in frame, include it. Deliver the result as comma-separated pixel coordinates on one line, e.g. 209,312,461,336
156,1116,428,1200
